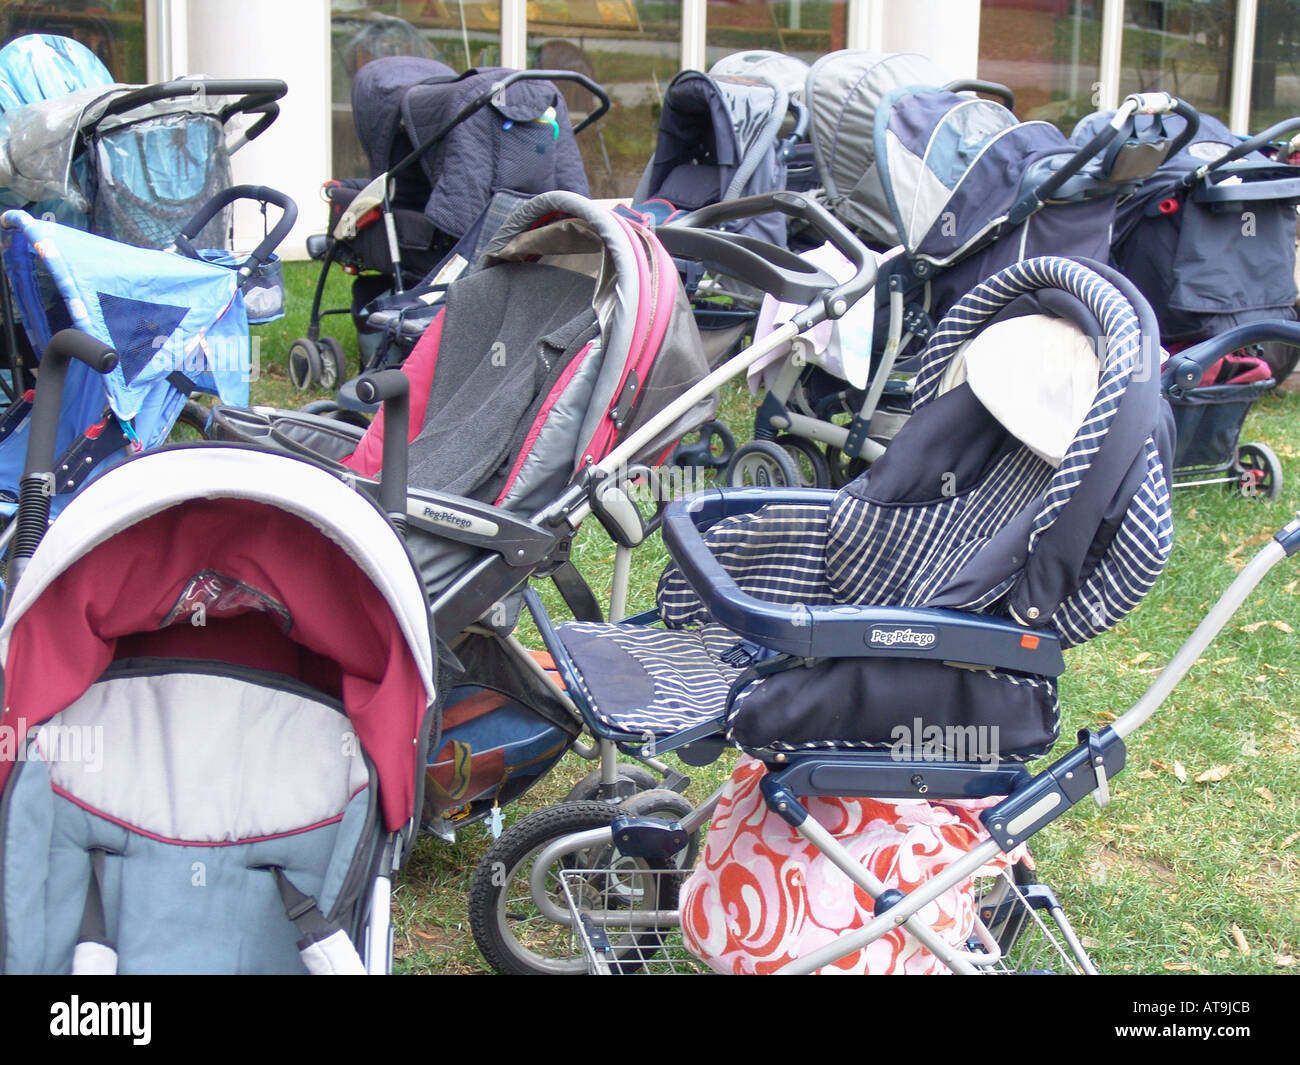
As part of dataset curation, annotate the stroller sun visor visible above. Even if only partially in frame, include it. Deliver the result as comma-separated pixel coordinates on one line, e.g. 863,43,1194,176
940,313,1100,466
0,448,436,832
1,211,248,435
351,55,457,177
877,89,1081,265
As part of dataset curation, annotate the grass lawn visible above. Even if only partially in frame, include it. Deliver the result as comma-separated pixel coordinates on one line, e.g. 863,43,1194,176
247,260,1300,976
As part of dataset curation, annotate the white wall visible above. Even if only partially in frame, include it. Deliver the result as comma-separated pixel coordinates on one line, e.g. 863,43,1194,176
875,0,980,81
180,0,330,259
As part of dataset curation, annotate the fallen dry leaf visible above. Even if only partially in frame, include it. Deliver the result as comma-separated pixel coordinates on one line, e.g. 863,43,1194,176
1255,786,1275,804
1231,924,1250,956
1131,651,1153,666
1213,656,1239,665
1163,961,1197,972
1196,764,1234,784
1280,830,1300,849
1241,620,1270,633
1173,761,1187,783
1137,769,1157,780
1273,621,1294,634
1277,954,1296,968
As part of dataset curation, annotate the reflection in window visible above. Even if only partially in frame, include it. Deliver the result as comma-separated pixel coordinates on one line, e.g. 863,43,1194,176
978,1,1102,133
528,1,681,198
0,0,146,81
1250,0,1300,133
1119,0,1235,123
703,0,846,70
332,1,500,177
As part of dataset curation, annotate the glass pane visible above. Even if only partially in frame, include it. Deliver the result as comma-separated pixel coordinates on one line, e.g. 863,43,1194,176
528,1,681,198
1119,0,1235,123
979,1,1102,133
1250,0,1300,134
703,0,848,68
0,0,146,82
332,2,500,178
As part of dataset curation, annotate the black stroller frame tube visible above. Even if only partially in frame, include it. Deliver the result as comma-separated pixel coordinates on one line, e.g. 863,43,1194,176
6,330,117,610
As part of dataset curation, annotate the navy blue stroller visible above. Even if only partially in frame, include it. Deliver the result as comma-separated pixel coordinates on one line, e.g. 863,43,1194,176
1074,106,1300,499
464,255,1186,974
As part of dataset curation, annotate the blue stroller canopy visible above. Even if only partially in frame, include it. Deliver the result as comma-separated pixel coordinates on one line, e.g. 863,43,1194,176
0,34,112,113
0,210,250,501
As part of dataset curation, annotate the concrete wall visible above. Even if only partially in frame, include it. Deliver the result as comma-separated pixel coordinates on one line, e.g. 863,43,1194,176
875,0,980,82
178,0,330,259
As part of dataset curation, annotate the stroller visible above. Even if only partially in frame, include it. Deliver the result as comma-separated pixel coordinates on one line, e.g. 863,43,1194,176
0,184,295,542
212,191,872,843
724,67,1193,490
0,331,437,974
1074,107,1300,500
292,57,609,392
467,255,1298,976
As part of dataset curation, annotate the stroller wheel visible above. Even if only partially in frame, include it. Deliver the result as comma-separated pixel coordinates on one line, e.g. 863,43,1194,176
725,440,800,488
825,445,869,488
288,338,324,391
468,801,680,976
619,788,699,870
774,434,832,488
317,336,348,391
170,399,213,442
1235,443,1283,501
563,764,660,803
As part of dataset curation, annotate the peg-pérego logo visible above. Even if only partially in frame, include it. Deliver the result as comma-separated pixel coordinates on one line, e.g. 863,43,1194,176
868,625,938,649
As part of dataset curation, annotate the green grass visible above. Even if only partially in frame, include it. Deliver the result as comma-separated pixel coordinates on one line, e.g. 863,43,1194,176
250,262,1300,975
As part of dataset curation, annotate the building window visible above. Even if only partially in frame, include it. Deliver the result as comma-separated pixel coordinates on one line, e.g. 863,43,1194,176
527,0,682,198
1250,0,1300,132
979,1,1103,133
1119,0,1236,123
331,1,500,178
0,0,147,81
703,0,847,69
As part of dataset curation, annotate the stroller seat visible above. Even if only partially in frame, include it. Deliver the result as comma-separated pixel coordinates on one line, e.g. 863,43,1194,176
549,257,1176,769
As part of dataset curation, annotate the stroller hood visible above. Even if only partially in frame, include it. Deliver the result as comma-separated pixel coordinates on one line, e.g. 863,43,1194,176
0,33,111,113
634,71,790,244
806,49,949,244
0,210,249,435
0,447,437,832
399,68,590,242
351,55,457,178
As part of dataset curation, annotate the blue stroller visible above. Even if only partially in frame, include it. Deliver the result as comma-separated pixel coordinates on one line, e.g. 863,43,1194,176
0,185,295,543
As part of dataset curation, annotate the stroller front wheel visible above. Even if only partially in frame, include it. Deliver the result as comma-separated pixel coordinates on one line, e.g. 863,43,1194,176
288,337,324,391
1235,442,1283,501
725,440,800,488
468,800,681,975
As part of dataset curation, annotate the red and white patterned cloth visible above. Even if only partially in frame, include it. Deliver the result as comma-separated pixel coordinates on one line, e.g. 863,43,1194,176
681,756,1027,974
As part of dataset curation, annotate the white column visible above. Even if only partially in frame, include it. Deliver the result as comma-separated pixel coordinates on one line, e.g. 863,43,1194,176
147,0,188,82
1230,0,1258,133
848,0,880,51
184,0,329,259
682,0,706,72
876,0,979,79
501,0,528,70
1098,0,1124,110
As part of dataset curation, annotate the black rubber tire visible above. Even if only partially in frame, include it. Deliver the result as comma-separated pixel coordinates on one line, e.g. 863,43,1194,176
288,338,322,391
825,445,869,488
468,801,679,975
171,399,212,442
316,335,347,392
725,439,801,488
1235,442,1283,501
774,434,833,488
563,764,659,803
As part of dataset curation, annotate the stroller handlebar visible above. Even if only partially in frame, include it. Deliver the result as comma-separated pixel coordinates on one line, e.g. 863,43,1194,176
942,78,1015,111
91,78,288,127
174,185,298,268
668,191,877,324
1010,93,1199,225
1192,115,1300,183
1162,319,1300,394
